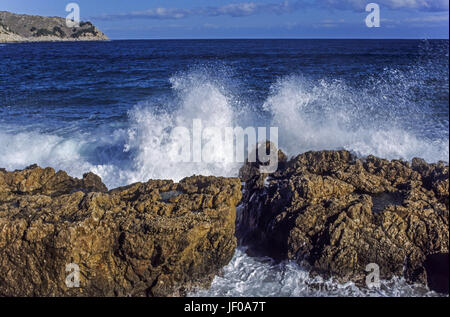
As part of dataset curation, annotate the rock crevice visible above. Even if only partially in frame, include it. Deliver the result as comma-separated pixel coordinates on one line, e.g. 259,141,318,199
238,150,449,292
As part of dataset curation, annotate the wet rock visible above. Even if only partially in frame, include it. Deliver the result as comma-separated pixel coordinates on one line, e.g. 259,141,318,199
424,253,449,294
371,192,404,214
238,150,449,291
0,166,241,297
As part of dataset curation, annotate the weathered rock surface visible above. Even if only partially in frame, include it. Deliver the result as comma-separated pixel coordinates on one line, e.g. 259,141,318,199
238,150,449,292
0,11,108,43
0,166,241,296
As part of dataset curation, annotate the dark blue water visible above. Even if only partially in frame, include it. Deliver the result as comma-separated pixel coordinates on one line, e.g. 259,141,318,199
0,39,448,297
0,40,448,188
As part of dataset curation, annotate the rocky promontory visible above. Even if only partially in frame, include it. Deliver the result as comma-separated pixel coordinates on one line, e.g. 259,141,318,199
238,149,449,294
0,11,108,43
0,166,241,296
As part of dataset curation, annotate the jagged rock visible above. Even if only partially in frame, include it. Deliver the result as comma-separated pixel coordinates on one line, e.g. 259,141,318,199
0,166,241,296
0,165,107,198
238,150,449,293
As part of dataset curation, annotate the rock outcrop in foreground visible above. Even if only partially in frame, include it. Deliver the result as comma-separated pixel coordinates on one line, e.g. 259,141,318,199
238,149,449,293
0,11,108,43
0,166,241,296
0,149,448,296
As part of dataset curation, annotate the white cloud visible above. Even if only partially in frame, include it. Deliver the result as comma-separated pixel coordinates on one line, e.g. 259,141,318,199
95,1,302,20
404,14,449,22
321,0,449,11
94,0,449,21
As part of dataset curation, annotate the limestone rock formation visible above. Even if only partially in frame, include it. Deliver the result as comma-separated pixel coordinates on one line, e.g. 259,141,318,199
238,150,449,292
0,166,241,296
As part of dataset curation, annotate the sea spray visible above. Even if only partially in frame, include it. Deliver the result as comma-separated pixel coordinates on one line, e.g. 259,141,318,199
0,66,448,189
190,248,441,297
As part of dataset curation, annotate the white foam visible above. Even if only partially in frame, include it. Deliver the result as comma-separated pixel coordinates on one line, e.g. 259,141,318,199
0,131,92,174
264,75,449,163
119,69,448,188
190,248,442,297
0,130,126,188
0,68,448,190
122,70,242,183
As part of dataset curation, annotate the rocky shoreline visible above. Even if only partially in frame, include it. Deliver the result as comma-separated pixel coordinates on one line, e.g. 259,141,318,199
0,149,448,296
0,166,241,296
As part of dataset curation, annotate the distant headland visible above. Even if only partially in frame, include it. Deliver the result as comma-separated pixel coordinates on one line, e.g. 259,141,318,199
0,11,108,43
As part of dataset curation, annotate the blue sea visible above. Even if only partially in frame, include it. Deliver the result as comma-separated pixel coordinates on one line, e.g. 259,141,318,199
0,39,448,296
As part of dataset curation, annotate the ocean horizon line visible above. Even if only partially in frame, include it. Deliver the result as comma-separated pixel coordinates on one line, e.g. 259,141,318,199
104,37,449,41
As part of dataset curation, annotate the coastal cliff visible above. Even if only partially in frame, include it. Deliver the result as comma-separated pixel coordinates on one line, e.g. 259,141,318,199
0,11,108,43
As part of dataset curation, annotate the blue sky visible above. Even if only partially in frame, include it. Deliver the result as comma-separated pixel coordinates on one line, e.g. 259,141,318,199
1,0,448,39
